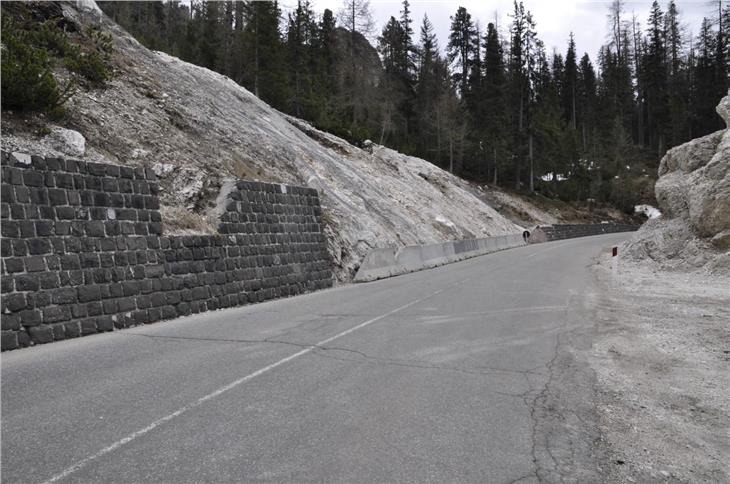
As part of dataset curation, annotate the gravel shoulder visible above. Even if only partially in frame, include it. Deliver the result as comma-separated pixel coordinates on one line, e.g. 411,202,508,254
588,254,730,482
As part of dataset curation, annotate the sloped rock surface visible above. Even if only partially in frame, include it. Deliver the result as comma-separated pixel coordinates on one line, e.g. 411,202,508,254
625,92,730,271
1,1,520,281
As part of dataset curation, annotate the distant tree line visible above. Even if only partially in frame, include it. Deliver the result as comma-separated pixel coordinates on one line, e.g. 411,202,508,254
99,0,729,210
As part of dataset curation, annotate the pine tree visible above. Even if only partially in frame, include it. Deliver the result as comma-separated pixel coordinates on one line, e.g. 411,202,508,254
241,1,288,108
447,6,478,96
563,34,578,129
643,1,669,156
286,1,318,119
482,22,508,183
577,53,597,154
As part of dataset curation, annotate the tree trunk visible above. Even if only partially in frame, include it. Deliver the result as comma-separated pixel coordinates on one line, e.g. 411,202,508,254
449,136,454,174
528,133,534,193
254,9,260,98
493,147,498,185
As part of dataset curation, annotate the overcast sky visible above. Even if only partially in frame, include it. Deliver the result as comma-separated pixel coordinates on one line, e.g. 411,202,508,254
284,0,716,61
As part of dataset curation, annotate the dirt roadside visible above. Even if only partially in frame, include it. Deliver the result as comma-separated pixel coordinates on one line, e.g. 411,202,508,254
587,250,729,482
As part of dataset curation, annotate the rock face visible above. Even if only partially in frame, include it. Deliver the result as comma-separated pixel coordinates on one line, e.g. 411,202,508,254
624,92,730,272
0,2,521,282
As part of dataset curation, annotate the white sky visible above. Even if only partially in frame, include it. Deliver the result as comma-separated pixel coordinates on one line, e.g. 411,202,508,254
283,0,716,61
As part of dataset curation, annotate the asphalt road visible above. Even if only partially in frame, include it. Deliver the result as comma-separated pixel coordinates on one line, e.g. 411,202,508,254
1,233,628,483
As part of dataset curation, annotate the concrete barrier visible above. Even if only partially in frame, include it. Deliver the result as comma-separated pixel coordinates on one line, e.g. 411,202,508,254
354,234,525,282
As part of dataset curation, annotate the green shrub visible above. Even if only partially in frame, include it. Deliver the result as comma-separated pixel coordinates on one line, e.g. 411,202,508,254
1,16,71,117
0,7,113,116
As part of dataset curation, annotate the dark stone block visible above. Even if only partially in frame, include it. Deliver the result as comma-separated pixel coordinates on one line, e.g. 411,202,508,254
71,303,88,319
38,205,54,219
78,284,101,302
2,293,26,312
1,238,10,257
55,206,75,220
18,309,41,326
55,221,71,236
118,179,133,193
45,157,62,171
105,164,120,177
35,220,54,236
23,171,44,187
7,167,24,184
117,297,136,312
29,325,54,344
110,193,124,208
72,218,88,235
96,316,114,332
64,321,81,338
147,307,161,323
67,190,81,205
60,254,81,270
136,295,151,309
42,306,70,324
79,253,99,269
80,318,97,335
26,290,51,309
117,209,137,221
19,220,35,237
150,293,166,307
93,192,110,207
28,187,48,205
1,331,19,351
80,190,94,206
122,281,139,296
87,163,107,176
2,220,19,238
86,301,102,316
2,313,21,330
160,305,177,319
133,222,148,236
102,178,119,192
85,221,105,237
51,323,66,341
55,173,74,189
105,221,120,236
45,255,60,271
51,287,77,305
102,299,117,314
1,187,14,204
15,274,39,291
24,256,46,272
149,222,163,235
27,238,52,255
47,188,67,206
1,275,13,293
17,330,31,347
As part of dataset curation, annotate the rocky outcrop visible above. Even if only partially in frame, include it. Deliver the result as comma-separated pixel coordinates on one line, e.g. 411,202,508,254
624,92,730,272
0,2,520,282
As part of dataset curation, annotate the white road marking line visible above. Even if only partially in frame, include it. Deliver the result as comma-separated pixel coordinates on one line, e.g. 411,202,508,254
40,289,445,484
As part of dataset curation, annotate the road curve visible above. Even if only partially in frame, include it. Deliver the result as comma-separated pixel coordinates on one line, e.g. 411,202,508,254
1,233,628,483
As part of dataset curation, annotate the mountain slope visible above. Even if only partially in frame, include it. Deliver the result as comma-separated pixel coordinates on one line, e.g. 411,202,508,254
2,1,520,280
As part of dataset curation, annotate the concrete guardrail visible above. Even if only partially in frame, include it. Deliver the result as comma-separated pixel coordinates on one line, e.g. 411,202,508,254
354,234,526,283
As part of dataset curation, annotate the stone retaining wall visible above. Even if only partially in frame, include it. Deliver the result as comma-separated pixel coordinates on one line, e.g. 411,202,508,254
0,151,332,351
529,223,639,243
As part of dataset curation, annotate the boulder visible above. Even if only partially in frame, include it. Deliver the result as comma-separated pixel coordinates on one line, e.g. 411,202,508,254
624,91,730,271
44,127,86,157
